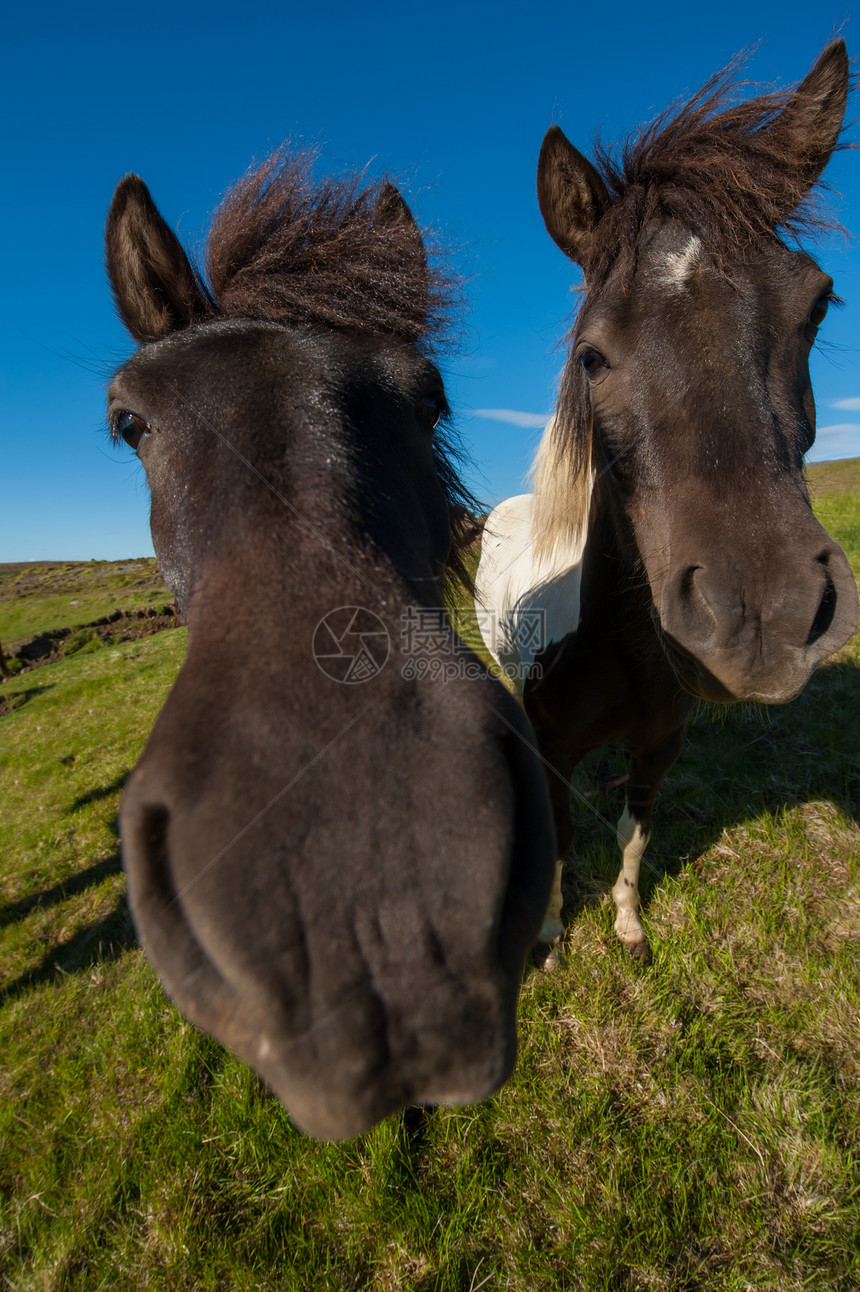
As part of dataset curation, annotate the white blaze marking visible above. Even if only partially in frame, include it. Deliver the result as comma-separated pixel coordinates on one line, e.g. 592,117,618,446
658,235,703,290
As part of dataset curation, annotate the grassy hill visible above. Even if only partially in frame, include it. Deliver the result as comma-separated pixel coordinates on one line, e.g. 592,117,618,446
806,455,860,495
0,462,858,1290
0,558,171,653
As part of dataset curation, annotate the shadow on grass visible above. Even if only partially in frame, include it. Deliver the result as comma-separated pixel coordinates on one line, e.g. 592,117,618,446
560,657,860,922
0,887,136,1005
67,770,131,813
0,683,53,715
399,1102,436,1144
0,853,123,930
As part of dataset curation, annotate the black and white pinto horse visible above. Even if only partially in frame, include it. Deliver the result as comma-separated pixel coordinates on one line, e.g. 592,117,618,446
106,151,555,1139
477,43,859,964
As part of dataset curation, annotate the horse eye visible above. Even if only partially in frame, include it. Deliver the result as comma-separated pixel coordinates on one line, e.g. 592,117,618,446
808,297,830,329
418,395,442,430
114,411,151,450
580,348,607,377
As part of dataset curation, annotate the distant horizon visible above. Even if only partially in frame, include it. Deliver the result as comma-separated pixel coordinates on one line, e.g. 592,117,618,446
2,456,857,568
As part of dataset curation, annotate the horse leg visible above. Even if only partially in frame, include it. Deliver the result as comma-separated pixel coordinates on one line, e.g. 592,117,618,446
534,742,578,965
611,805,652,962
611,725,688,963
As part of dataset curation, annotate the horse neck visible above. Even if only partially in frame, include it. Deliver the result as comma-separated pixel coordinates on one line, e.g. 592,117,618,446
581,478,655,632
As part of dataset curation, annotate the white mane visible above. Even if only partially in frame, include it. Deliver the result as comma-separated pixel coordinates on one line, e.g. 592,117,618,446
529,413,594,563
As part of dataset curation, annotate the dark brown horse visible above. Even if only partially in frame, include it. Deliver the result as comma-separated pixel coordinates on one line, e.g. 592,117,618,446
477,43,859,963
105,151,555,1139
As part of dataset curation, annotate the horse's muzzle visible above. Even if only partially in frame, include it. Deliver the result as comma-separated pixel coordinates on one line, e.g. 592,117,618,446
655,535,858,704
119,661,554,1139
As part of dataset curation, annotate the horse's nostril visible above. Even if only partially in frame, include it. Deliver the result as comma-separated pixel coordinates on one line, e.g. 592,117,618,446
807,565,837,647
141,802,169,857
669,564,717,642
679,566,702,601
126,801,177,907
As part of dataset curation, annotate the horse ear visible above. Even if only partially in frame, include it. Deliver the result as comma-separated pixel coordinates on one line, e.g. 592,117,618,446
374,183,428,269
375,182,418,229
106,175,209,342
763,40,850,202
537,126,610,266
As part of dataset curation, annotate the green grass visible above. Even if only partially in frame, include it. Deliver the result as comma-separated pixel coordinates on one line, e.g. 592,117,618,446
1,463,858,1290
0,559,170,652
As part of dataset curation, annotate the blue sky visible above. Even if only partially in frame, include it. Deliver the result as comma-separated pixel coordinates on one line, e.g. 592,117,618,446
2,0,859,562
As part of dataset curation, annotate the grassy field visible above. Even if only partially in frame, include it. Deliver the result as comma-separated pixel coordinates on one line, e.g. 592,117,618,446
1,461,858,1290
0,560,171,655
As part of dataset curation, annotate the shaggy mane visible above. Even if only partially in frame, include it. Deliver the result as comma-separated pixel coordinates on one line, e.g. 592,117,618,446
185,147,476,591
200,147,458,350
585,54,849,291
530,413,594,563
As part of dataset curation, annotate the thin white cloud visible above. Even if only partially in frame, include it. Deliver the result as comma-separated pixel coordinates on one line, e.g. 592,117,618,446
830,397,860,411
472,408,551,429
807,424,860,462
